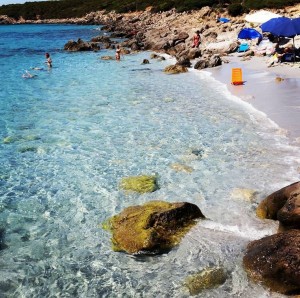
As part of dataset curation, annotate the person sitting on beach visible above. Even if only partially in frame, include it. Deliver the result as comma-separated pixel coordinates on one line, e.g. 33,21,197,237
192,30,201,48
45,53,52,68
267,52,284,67
115,45,121,61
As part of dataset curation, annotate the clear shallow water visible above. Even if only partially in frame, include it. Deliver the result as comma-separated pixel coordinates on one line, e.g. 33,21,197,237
0,24,299,297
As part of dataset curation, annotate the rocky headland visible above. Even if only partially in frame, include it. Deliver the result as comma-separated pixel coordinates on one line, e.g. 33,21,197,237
2,4,300,70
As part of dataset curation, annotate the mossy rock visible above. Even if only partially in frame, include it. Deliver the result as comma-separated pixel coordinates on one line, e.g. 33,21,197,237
3,136,19,144
119,175,158,193
107,201,205,254
184,267,227,295
3,135,40,144
163,65,188,74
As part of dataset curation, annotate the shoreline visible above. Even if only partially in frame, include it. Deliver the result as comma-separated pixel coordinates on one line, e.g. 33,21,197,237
205,54,300,145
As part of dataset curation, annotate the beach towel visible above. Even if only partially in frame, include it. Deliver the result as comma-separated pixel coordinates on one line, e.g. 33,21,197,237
238,43,249,52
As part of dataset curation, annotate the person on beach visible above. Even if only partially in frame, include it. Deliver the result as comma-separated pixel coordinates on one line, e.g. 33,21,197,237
267,51,284,67
45,53,52,68
192,30,201,48
115,45,121,61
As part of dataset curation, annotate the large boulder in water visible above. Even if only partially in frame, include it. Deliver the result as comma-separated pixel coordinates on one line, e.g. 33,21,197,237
243,229,300,295
107,201,205,254
256,181,300,219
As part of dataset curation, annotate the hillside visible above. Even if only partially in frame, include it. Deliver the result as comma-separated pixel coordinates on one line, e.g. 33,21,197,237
0,0,299,20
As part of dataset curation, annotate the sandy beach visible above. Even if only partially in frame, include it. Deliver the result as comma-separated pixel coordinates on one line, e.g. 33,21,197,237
206,54,300,145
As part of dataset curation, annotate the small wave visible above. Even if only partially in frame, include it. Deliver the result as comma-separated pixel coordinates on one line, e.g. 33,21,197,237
198,220,277,240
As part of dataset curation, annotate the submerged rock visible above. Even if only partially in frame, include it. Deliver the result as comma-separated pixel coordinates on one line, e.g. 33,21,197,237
107,201,205,254
164,65,188,74
100,55,114,60
119,175,158,193
184,267,227,295
170,163,193,173
243,229,300,295
0,228,8,250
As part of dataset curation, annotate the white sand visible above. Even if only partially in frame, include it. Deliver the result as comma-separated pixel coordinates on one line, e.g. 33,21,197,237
206,53,300,144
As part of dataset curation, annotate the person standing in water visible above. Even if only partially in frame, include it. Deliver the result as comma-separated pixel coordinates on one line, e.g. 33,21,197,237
45,53,52,68
115,45,121,61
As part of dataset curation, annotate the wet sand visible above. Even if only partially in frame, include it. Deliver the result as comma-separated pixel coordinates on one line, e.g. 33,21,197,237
206,54,300,144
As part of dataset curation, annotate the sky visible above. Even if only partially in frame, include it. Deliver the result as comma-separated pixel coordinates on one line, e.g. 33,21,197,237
0,0,49,5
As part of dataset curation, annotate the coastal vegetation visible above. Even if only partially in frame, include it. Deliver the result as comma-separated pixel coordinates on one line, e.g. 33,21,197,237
0,0,299,20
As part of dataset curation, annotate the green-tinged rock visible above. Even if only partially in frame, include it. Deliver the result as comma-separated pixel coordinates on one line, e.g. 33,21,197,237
107,201,205,254
18,146,37,153
3,135,40,144
3,136,19,144
163,65,188,74
184,267,227,295
120,175,158,193
24,135,41,141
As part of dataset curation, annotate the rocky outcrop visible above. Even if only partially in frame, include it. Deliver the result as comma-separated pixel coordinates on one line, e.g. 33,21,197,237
0,15,16,24
91,35,114,49
256,181,300,230
64,38,100,52
107,201,205,254
243,229,300,295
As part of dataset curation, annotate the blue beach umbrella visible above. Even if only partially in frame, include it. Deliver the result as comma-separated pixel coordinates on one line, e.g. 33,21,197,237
238,28,262,40
260,17,300,37
261,17,300,62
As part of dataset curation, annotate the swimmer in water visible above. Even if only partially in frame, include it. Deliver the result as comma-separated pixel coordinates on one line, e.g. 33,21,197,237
22,70,37,78
45,52,52,68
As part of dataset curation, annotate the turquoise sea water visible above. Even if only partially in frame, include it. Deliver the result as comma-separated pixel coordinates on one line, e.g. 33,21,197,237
0,24,299,297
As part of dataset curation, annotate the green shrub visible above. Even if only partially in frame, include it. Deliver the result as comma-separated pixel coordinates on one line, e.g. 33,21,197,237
227,3,244,17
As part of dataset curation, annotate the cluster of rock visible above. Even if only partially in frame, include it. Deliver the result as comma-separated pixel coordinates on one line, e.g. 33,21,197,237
244,181,300,295
0,15,15,24
105,174,300,295
60,7,243,71
106,174,227,295
81,8,242,70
